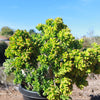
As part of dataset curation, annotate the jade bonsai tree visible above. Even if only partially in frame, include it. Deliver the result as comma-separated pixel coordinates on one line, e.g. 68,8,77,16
3,17,100,100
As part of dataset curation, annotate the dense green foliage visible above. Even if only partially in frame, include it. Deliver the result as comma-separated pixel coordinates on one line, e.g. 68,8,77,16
4,17,100,100
4,30,42,84
0,26,14,37
0,41,8,65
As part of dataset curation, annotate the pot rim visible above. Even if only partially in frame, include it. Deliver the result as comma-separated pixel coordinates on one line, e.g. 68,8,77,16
19,84,47,100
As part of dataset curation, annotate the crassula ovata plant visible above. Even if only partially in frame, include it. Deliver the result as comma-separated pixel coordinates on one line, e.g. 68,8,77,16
3,17,100,100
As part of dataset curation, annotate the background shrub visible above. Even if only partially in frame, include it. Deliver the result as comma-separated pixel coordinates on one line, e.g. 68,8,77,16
0,26,14,37
0,41,8,66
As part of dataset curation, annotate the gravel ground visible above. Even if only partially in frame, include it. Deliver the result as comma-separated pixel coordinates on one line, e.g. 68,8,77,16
0,74,100,100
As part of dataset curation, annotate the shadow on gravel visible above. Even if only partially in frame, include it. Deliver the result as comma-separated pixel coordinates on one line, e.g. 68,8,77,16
90,95,100,100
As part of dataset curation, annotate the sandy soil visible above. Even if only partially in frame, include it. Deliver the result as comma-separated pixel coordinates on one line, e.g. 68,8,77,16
71,74,100,100
0,74,100,100
0,85,23,100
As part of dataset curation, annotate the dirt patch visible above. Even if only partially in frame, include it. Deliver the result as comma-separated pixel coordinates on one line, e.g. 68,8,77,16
71,74,100,100
0,85,23,100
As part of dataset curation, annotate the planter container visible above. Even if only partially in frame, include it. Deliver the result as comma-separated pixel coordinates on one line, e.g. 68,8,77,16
19,85,47,100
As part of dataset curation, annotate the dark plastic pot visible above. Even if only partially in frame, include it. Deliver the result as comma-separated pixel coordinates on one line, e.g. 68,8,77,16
19,85,47,100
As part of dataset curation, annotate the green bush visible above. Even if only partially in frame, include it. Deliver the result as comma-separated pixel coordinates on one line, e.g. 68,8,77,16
0,41,8,65
0,26,14,37
3,18,100,100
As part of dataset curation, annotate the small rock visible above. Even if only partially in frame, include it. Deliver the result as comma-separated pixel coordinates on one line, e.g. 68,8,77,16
92,89,94,93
